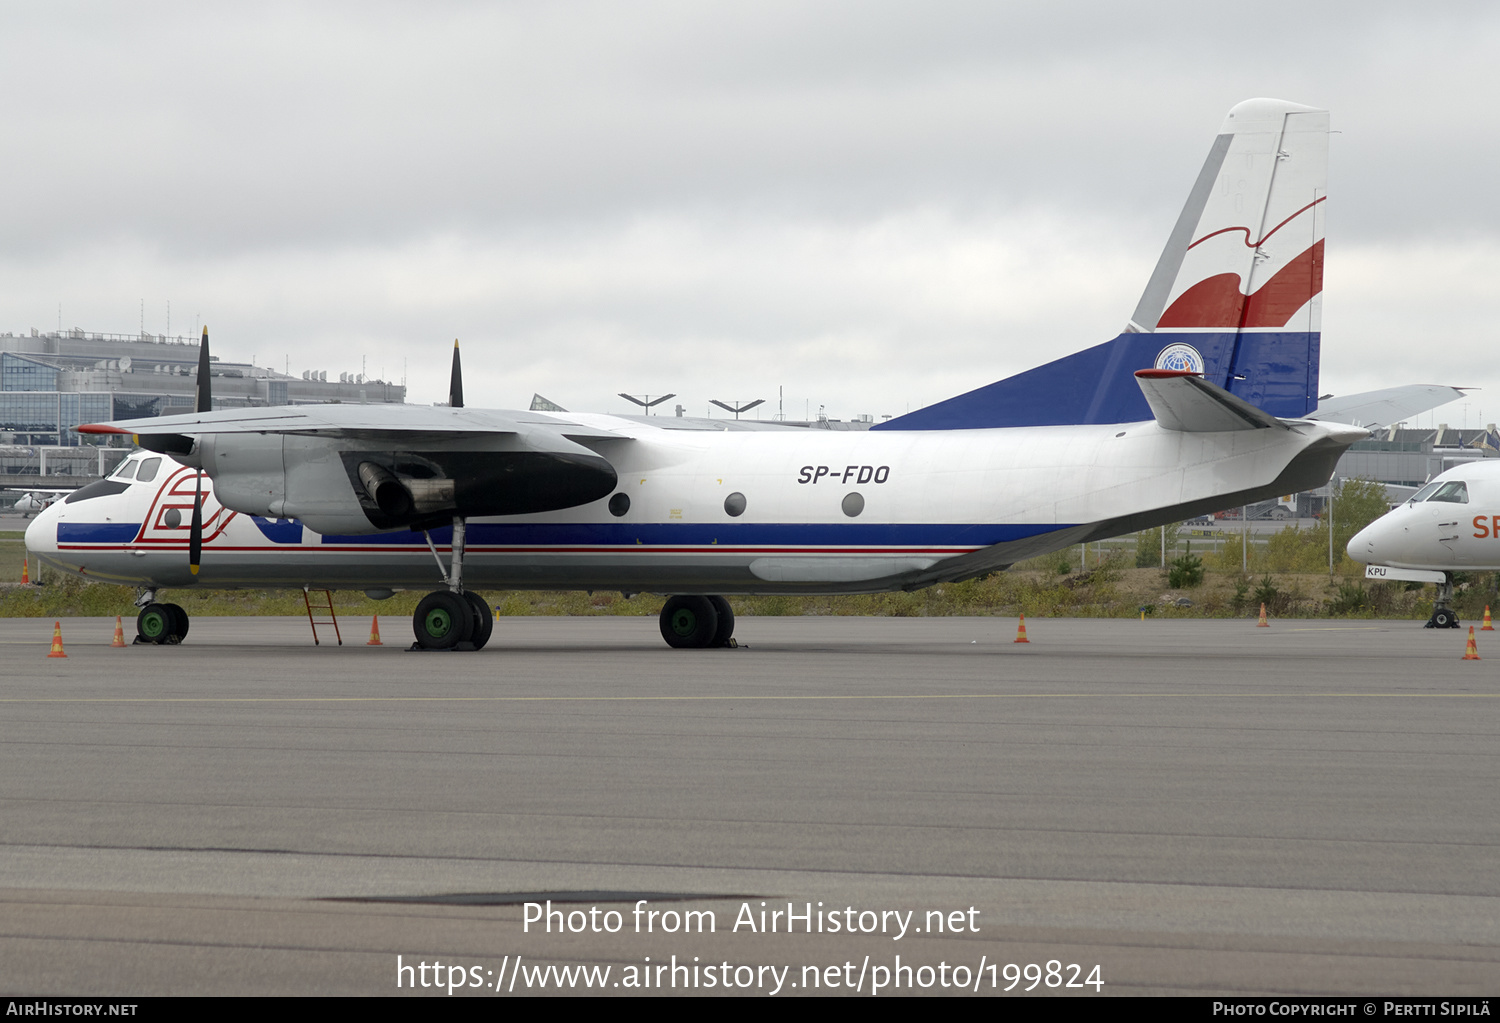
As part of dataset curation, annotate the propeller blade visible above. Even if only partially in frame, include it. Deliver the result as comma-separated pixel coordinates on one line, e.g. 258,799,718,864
449,339,464,409
189,471,203,575
195,325,212,414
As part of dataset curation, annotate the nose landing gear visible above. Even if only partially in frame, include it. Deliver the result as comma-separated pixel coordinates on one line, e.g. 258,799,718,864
134,589,189,644
1424,574,1460,629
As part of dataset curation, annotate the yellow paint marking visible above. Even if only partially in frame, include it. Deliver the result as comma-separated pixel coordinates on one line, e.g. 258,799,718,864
1287,627,1389,632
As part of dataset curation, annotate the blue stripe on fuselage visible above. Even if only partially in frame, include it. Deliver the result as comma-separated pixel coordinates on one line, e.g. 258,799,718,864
319,521,1070,548
58,523,139,543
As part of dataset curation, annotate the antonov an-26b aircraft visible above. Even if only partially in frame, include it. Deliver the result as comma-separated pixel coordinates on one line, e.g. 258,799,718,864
26,99,1459,650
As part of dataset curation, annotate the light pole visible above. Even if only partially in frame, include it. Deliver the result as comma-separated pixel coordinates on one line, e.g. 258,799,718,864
709,399,765,420
618,393,676,416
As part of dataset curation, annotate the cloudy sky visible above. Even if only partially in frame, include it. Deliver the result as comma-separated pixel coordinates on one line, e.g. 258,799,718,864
3,1,1497,425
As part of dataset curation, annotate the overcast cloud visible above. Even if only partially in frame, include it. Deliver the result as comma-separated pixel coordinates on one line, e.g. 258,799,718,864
3,1,1497,424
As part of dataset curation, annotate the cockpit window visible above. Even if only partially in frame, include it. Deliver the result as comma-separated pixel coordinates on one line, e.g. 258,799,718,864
135,457,162,483
110,460,138,481
1427,481,1469,504
1408,482,1441,503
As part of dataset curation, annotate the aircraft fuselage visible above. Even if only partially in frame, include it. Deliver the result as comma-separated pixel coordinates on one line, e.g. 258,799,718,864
29,411,1360,595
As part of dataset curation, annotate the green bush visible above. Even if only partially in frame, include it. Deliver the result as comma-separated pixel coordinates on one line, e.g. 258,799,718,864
1135,529,1159,568
1253,575,1280,609
1168,553,1204,588
1327,581,1367,615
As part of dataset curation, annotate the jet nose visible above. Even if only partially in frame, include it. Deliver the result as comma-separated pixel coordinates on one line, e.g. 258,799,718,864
1348,514,1393,564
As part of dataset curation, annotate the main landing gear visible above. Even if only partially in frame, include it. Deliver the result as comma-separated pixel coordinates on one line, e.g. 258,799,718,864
411,517,493,650
134,588,189,644
1425,574,1460,629
658,594,737,649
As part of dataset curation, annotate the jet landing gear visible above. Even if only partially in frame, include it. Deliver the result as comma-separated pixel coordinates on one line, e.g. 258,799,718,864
1425,574,1460,629
659,595,737,649
411,517,493,651
134,589,189,644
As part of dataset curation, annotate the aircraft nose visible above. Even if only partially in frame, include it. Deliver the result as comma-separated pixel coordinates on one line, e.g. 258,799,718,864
24,499,60,556
1348,514,1394,564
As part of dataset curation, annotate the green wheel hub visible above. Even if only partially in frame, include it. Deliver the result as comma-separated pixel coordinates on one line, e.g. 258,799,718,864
424,607,457,638
140,610,168,640
670,608,698,637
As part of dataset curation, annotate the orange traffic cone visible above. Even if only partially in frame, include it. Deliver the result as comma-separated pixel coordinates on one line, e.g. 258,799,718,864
1257,603,1269,627
1013,614,1030,643
1483,606,1493,631
366,615,383,646
46,618,67,657
1463,626,1481,661
21,558,29,585
111,616,126,647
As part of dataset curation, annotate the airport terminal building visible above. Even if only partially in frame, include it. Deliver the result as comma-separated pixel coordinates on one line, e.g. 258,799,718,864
1,327,403,440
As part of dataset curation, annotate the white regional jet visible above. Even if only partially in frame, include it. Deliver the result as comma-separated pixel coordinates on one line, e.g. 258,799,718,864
1348,462,1500,629
24,99,1456,650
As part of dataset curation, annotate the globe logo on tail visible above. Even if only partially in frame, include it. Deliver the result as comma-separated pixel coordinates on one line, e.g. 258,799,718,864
1154,343,1205,374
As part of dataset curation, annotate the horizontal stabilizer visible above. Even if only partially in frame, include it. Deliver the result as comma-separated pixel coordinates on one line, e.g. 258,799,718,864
1134,370,1287,432
1307,384,1466,431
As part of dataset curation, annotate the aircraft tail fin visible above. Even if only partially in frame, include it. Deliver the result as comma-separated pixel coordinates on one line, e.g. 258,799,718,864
876,99,1328,431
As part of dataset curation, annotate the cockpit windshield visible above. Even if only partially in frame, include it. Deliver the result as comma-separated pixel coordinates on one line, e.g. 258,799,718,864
1427,481,1469,504
110,459,138,481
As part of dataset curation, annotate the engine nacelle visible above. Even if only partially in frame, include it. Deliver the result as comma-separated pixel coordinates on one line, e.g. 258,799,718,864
198,431,618,534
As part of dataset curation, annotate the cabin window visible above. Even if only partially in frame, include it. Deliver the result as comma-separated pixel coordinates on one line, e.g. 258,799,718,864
1427,481,1469,504
135,457,162,483
723,492,746,517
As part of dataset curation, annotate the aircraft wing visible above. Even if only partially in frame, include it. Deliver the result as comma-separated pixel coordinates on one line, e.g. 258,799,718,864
1306,384,1467,431
76,403,627,444
1133,370,1287,431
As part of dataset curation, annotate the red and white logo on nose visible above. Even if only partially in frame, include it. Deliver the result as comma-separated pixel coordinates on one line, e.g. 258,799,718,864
133,467,236,545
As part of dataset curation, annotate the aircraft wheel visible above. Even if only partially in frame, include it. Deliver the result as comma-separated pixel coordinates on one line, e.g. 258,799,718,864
164,603,190,641
463,591,493,651
1432,608,1459,629
708,595,735,647
136,603,180,645
413,591,473,650
659,595,719,649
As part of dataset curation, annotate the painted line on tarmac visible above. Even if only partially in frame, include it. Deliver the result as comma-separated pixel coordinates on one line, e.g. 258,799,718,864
0,692,1495,705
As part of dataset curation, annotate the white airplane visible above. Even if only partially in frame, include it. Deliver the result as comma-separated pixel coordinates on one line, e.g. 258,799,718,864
1348,461,1500,628
8,489,72,518
25,98,1460,650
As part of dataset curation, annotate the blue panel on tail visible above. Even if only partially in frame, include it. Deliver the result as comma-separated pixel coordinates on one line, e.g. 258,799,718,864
873,330,1319,430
